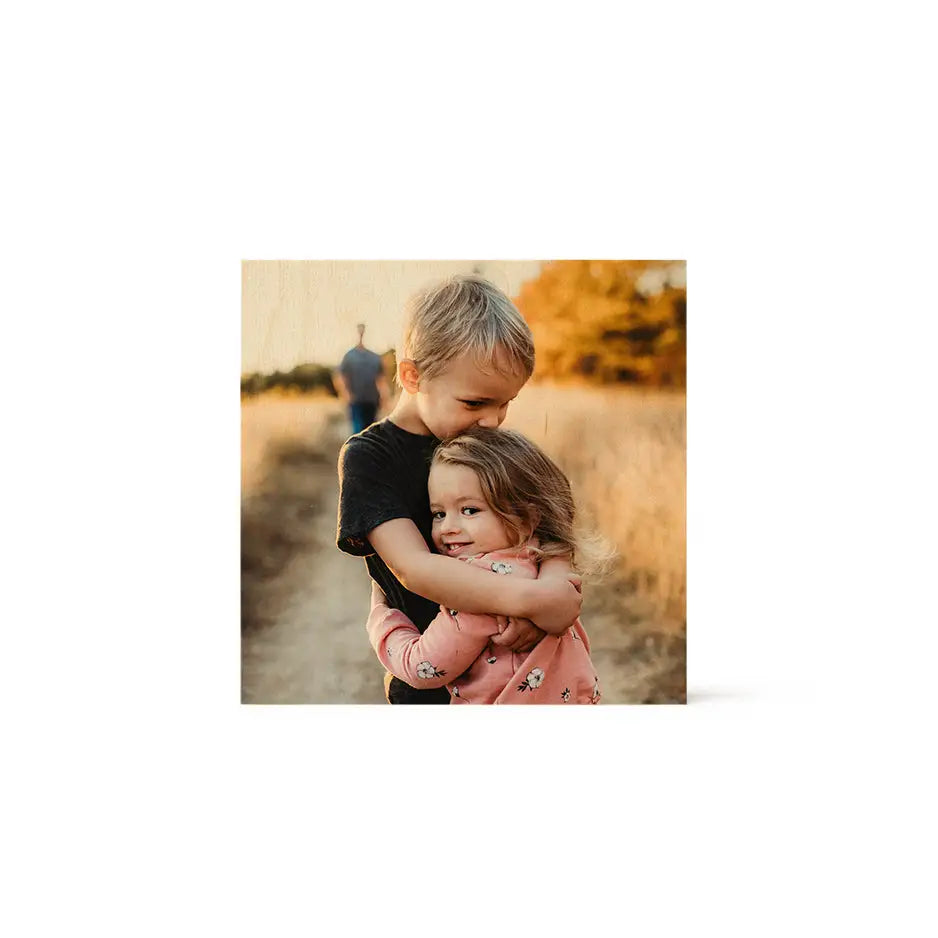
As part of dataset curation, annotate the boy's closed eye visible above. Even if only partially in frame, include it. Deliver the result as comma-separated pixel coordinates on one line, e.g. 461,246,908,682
459,397,515,408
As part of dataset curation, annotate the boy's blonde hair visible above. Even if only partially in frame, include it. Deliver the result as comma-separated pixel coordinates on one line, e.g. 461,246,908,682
431,427,614,576
399,274,535,385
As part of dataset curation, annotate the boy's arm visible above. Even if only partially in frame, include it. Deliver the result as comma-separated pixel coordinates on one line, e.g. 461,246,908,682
366,589,493,690
368,519,582,634
491,555,582,646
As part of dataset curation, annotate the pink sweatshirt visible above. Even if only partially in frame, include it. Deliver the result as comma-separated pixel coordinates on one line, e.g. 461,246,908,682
366,546,601,705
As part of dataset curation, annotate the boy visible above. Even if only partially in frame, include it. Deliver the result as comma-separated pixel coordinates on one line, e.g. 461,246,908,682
336,274,582,704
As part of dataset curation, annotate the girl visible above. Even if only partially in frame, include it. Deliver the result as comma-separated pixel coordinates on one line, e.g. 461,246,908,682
366,426,607,704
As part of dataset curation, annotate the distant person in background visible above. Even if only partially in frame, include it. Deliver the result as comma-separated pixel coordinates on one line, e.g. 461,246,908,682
334,323,389,434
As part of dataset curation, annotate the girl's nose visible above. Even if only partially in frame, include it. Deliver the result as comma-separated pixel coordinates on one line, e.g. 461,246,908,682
441,513,461,534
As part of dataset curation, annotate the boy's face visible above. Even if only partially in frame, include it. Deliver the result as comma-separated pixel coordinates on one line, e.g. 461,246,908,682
411,351,528,440
428,462,515,558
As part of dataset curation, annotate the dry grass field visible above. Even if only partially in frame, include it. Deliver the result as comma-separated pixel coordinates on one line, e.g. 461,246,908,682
504,384,686,630
241,385,685,704
241,391,336,494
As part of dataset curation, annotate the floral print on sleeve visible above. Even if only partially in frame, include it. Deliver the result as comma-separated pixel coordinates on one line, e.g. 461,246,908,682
416,661,447,680
517,667,545,693
490,561,513,575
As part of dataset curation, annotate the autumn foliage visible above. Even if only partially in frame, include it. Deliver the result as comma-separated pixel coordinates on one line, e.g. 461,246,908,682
515,260,686,387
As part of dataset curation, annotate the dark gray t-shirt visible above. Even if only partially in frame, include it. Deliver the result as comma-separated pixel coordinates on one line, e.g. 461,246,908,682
338,347,383,404
337,419,451,705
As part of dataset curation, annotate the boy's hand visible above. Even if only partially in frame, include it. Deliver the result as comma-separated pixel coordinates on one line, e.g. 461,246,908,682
539,564,582,593
490,616,545,653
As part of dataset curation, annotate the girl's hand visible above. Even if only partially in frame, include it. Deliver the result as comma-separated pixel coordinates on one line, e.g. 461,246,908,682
490,616,545,653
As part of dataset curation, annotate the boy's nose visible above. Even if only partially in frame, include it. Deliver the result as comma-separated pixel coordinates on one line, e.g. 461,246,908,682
477,412,500,429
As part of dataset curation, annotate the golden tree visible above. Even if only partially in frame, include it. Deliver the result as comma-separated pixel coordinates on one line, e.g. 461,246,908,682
515,260,686,387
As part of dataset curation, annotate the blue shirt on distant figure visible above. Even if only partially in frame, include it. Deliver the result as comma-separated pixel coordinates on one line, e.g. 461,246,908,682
339,346,383,406
337,330,385,434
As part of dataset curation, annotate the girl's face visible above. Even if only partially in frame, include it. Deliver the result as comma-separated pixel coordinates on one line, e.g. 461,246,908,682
428,462,516,558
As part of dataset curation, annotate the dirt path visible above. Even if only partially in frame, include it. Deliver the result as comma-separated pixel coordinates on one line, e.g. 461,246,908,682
241,406,386,703
241,396,685,704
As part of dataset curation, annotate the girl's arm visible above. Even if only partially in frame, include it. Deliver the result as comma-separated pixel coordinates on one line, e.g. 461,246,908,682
367,518,581,634
366,586,495,689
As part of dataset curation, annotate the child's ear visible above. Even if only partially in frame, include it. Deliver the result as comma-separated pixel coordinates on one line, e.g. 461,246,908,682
398,358,421,394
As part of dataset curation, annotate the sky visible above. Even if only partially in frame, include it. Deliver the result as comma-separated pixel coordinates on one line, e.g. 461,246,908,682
241,260,545,375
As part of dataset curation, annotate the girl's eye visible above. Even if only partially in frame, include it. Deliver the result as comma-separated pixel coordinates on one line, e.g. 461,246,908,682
431,511,444,521
461,507,480,516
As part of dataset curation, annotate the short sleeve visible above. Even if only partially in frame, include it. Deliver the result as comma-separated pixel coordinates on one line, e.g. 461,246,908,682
337,435,413,557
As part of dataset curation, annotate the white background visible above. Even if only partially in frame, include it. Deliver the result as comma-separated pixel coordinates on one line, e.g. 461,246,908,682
4,2,936,936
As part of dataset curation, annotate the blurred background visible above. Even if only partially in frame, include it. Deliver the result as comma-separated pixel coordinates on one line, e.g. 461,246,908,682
242,260,686,704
